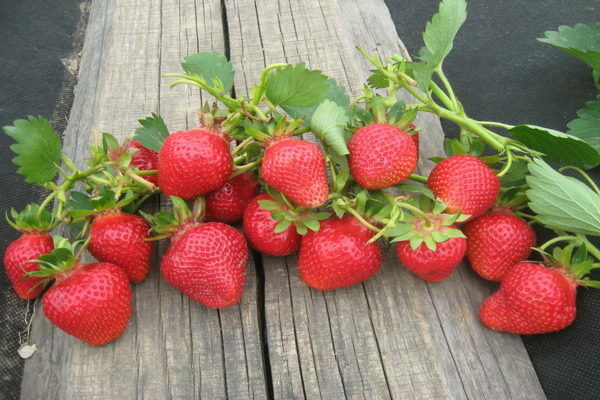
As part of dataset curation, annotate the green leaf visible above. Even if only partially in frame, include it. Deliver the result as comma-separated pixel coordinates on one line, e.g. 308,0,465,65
3,116,62,184
258,200,281,211
283,78,350,122
509,124,600,168
367,70,388,88
311,100,350,156
538,23,600,84
334,170,350,193
313,212,331,221
265,63,329,107
526,158,600,236
303,219,320,232
413,0,467,90
500,159,529,186
274,219,292,234
135,113,170,152
567,96,600,150
396,183,434,198
181,52,234,92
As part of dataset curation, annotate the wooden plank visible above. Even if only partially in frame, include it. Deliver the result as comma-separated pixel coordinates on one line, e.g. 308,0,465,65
20,1,267,399
226,0,546,399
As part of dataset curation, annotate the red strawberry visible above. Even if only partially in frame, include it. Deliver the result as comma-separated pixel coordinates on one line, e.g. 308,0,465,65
161,222,248,308
396,234,466,282
3,233,53,299
261,134,329,208
480,263,577,334
427,155,500,220
42,262,132,345
129,140,158,185
157,129,232,199
243,194,301,256
88,211,153,282
464,209,536,281
298,215,382,290
348,123,418,189
205,172,259,223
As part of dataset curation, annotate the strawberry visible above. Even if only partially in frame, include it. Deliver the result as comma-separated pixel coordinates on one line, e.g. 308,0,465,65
149,196,248,308
4,233,53,299
464,208,536,281
129,140,158,185
43,261,132,345
157,129,232,199
261,134,329,208
427,155,500,220
205,172,259,223
88,211,153,282
243,194,301,256
480,262,577,334
396,235,466,282
297,214,381,290
348,123,418,189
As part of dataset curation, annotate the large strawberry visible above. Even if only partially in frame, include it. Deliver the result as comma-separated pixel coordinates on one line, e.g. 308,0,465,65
464,208,536,281
88,211,153,282
348,123,417,189
298,214,381,290
243,194,301,256
157,128,232,199
205,172,259,223
4,205,55,299
149,197,248,308
129,140,159,185
261,134,329,208
427,155,500,220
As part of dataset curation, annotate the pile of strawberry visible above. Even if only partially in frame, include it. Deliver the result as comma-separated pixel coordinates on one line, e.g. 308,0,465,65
4,0,600,347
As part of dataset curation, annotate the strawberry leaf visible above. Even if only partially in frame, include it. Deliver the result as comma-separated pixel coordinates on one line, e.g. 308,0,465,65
3,116,62,184
311,99,350,156
567,96,600,150
526,158,600,236
509,124,600,168
181,52,234,92
134,113,170,152
283,78,349,122
265,63,329,107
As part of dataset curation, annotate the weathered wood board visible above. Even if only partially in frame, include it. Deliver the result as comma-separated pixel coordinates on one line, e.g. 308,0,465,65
20,0,546,399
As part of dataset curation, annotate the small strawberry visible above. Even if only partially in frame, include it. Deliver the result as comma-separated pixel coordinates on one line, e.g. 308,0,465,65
464,208,536,281
4,205,55,299
427,155,500,220
261,133,329,208
348,123,417,189
88,211,153,282
129,140,158,185
148,196,248,308
298,214,382,290
205,172,259,223
31,238,132,345
243,194,301,256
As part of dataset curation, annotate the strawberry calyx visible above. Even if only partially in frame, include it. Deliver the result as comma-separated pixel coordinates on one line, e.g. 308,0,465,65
351,94,418,132
243,115,308,144
66,187,140,223
26,236,84,285
143,196,206,240
6,204,55,233
535,243,600,288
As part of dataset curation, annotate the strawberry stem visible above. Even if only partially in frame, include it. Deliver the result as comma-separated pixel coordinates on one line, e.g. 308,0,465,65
343,204,380,233
558,166,600,196
408,174,428,183
539,235,579,251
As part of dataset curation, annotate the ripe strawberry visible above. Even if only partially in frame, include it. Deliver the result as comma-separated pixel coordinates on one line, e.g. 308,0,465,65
3,233,53,299
243,194,301,256
161,222,248,308
298,215,382,290
348,123,418,189
205,172,259,223
427,155,500,220
464,209,536,281
43,261,132,345
88,211,153,282
396,234,466,282
129,140,158,185
261,134,329,208
157,129,232,199
480,263,577,334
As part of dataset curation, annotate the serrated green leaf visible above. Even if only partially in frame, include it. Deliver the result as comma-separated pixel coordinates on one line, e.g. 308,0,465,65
3,116,62,184
413,0,467,90
526,158,600,236
258,200,281,211
134,113,170,152
274,219,292,234
311,100,350,156
567,96,600,150
509,124,600,168
265,63,329,107
367,70,389,88
181,52,234,92
283,78,349,122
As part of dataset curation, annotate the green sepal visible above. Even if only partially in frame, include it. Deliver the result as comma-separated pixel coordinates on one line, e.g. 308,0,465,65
27,236,81,279
274,219,292,234
6,204,55,232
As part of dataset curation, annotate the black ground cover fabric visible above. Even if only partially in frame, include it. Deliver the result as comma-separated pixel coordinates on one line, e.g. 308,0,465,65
0,1,88,399
385,1,600,399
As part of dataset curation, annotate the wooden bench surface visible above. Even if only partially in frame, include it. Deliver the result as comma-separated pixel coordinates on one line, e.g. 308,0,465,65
20,0,546,399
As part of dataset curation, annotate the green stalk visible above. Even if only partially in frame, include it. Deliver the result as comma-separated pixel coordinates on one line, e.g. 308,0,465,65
539,235,579,251
344,205,380,233
435,67,459,111
251,63,289,105
408,174,428,183
429,81,455,111
581,236,600,261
